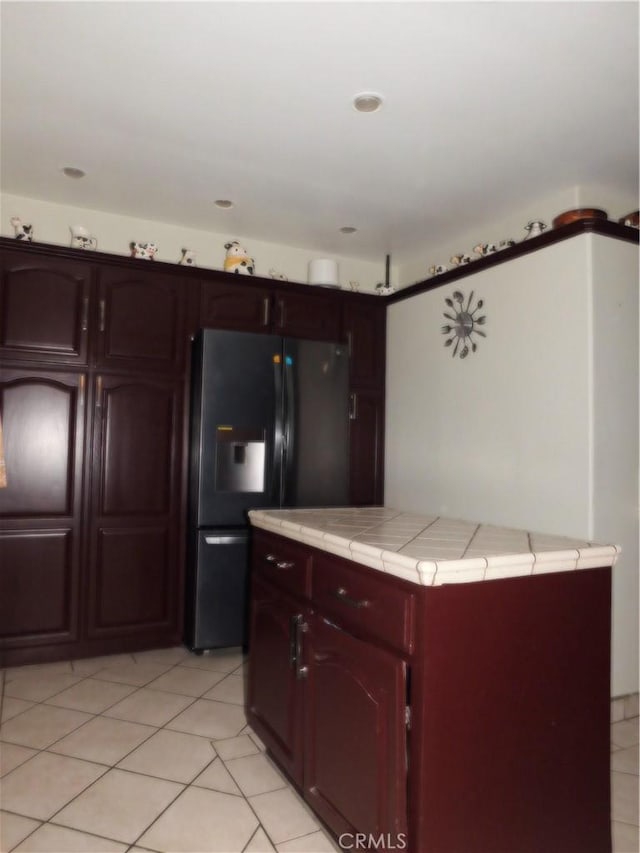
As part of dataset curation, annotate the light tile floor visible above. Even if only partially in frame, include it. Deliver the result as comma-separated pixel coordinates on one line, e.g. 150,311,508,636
0,646,637,853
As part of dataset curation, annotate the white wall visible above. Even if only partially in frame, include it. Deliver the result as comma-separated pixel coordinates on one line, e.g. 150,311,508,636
590,236,639,695
385,233,639,697
0,192,385,293
397,184,639,289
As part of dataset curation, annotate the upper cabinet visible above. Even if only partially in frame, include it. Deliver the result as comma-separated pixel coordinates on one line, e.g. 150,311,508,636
342,298,386,390
95,266,186,374
199,278,272,333
273,288,341,341
198,277,342,342
0,246,92,366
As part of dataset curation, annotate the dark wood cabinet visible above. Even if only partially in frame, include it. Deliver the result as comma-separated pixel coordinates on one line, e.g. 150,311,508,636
273,288,341,341
0,238,387,665
0,247,91,365
304,614,408,840
95,266,186,373
199,278,271,333
247,530,408,844
86,373,183,641
0,368,86,656
349,389,384,506
248,528,612,853
343,298,386,390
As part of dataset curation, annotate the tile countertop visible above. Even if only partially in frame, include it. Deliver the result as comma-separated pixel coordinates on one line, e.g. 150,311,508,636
247,507,620,586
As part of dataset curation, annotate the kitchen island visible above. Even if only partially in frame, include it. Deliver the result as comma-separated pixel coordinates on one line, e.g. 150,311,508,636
246,507,617,853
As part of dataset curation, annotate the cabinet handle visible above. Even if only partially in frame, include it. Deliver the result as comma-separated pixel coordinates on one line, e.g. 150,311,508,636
95,376,103,411
278,299,285,329
81,297,89,332
335,586,369,609
264,553,277,563
349,392,357,421
289,614,300,667
99,298,106,332
263,297,270,327
276,560,294,570
294,615,308,679
346,331,353,358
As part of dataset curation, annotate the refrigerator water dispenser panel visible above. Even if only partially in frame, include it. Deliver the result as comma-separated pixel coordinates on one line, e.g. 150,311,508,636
215,426,266,493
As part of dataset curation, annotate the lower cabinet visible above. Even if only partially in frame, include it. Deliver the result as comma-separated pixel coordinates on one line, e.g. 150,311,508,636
247,529,612,853
247,530,409,845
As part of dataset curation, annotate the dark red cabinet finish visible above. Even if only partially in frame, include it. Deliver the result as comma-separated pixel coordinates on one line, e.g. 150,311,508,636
349,389,384,506
248,529,612,853
95,267,186,373
248,530,410,845
0,238,387,665
86,374,182,641
199,279,271,333
273,289,341,341
304,614,408,842
0,369,86,656
0,248,91,365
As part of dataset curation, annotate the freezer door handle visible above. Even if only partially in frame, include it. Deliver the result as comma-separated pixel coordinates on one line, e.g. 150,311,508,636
204,535,247,545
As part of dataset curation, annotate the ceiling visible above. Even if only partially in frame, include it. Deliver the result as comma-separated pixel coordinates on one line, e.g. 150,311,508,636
1,1,638,263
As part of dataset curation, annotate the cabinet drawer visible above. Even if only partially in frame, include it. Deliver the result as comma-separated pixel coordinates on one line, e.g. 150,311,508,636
252,531,312,599
312,553,415,654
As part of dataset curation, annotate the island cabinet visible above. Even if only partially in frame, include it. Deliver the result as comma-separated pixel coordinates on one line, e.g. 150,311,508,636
247,529,410,845
247,525,612,853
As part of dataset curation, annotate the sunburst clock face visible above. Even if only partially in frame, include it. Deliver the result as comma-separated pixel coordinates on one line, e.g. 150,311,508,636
441,290,487,358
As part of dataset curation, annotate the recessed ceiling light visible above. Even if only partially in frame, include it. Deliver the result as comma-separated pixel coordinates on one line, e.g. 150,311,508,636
353,92,383,113
340,226,357,234
215,199,234,209
62,166,86,179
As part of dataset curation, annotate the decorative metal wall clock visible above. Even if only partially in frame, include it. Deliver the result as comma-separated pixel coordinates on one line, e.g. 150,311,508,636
441,290,487,358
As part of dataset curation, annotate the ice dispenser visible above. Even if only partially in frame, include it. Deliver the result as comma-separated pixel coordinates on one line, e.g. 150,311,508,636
215,426,266,493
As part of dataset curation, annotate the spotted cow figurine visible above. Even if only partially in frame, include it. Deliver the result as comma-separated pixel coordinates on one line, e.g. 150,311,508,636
224,241,255,275
10,216,33,241
450,253,473,266
130,241,158,260
179,248,197,266
473,243,497,257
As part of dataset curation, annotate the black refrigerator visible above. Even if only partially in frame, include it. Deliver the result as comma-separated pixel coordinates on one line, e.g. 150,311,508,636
186,328,350,652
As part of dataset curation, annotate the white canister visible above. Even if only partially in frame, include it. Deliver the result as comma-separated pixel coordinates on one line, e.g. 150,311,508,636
308,258,339,286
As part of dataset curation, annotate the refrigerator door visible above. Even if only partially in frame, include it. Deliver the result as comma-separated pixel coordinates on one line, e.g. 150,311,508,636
186,529,249,650
191,329,283,528
282,338,349,507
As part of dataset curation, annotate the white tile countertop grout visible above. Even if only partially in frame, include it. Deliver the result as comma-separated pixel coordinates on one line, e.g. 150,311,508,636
247,507,620,586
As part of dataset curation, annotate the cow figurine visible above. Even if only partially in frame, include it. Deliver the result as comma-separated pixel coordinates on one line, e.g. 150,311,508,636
130,241,158,260
179,248,197,266
473,243,497,257
10,216,33,241
375,281,396,296
497,239,516,251
429,264,447,276
450,253,472,266
224,241,255,275
523,221,547,240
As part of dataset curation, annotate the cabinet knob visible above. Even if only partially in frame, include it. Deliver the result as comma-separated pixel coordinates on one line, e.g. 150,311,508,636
276,560,294,570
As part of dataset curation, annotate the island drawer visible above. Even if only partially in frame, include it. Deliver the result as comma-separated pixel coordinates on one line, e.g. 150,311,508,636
311,552,415,654
251,530,312,599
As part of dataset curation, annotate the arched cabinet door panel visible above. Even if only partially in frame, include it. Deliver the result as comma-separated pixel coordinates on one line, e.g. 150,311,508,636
0,249,91,365
304,614,408,843
86,373,182,640
0,369,86,653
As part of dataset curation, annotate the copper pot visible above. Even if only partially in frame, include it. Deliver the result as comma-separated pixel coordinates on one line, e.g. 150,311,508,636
552,208,608,228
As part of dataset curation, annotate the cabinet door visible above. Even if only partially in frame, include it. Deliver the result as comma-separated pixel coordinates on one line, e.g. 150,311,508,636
95,267,185,373
0,369,85,655
304,614,408,842
86,374,183,642
200,279,272,333
247,574,305,785
349,389,384,506
0,249,91,365
274,289,341,341
343,300,386,390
